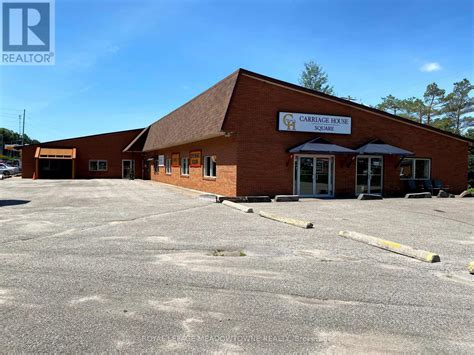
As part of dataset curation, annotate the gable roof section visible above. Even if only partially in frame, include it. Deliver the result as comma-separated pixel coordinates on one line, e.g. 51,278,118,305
239,69,473,144
123,127,149,152
142,70,240,152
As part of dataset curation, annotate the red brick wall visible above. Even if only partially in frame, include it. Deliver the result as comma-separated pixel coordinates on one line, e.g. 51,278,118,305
22,145,38,178
145,136,237,196
21,129,143,179
223,74,469,196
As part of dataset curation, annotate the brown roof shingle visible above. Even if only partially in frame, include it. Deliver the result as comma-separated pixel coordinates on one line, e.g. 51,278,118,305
143,70,240,152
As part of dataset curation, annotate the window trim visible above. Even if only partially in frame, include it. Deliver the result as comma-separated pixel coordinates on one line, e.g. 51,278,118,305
165,158,172,175
399,158,431,180
181,157,189,176
89,160,108,172
203,155,217,178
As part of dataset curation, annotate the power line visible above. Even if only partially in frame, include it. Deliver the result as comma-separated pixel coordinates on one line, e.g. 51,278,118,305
0,107,23,111
0,114,18,120
0,112,20,117
0,110,23,116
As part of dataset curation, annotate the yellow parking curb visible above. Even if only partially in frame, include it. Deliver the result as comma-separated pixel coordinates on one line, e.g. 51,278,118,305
222,200,253,213
338,230,440,263
468,261,474,274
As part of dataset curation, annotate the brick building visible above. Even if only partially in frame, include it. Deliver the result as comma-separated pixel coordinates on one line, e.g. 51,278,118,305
21,129,144,179
22,69,472,197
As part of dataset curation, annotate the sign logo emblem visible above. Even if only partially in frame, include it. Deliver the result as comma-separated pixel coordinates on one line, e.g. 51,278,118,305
1,0,55,65
282,113,296,131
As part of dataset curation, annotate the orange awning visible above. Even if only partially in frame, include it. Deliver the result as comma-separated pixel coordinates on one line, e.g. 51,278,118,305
35,147,76,159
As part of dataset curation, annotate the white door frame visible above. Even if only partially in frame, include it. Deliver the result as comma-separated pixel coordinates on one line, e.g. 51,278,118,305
355,155,383,195
122,159,135,179
294,154,335,197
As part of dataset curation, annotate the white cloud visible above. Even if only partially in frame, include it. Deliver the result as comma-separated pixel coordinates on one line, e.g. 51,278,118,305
420,62,442,72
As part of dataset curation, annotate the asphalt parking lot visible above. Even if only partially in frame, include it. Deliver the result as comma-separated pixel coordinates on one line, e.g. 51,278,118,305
1,179,473,353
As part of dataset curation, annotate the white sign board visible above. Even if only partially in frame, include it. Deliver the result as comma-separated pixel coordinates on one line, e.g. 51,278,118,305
158,155,165,166
278,112,351,134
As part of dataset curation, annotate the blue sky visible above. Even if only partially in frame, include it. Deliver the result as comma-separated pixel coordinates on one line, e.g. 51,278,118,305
1,0,473,142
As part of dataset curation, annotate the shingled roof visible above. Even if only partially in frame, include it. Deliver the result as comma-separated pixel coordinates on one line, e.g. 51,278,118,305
142,70,239,152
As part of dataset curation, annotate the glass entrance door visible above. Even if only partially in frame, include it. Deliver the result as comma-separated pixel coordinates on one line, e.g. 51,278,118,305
356,156,383,195
299,157,314,196
122,160,135,179
315,158,330,195
295,156,334,197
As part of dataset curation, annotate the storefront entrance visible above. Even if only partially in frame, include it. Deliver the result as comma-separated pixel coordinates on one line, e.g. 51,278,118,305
356,156,383,195
38,159,73,179
34,147,76,179
294,155,334,197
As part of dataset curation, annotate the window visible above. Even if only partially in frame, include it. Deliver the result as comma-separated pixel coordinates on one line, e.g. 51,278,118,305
415,159,430,180
165,158,171,174
98,161,107,171
154,158,159,174
89,160,107,171
203,155,216,178
181,157,189,175
399,160,412,179
400,158,430,180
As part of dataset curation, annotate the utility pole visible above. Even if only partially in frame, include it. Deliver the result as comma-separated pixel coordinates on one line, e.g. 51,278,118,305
19,114,22,144
22,109,26,146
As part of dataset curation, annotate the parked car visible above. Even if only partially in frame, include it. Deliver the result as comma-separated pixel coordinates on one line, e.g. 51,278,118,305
4,161,21,173
0,163,18,175
0,165,12,177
